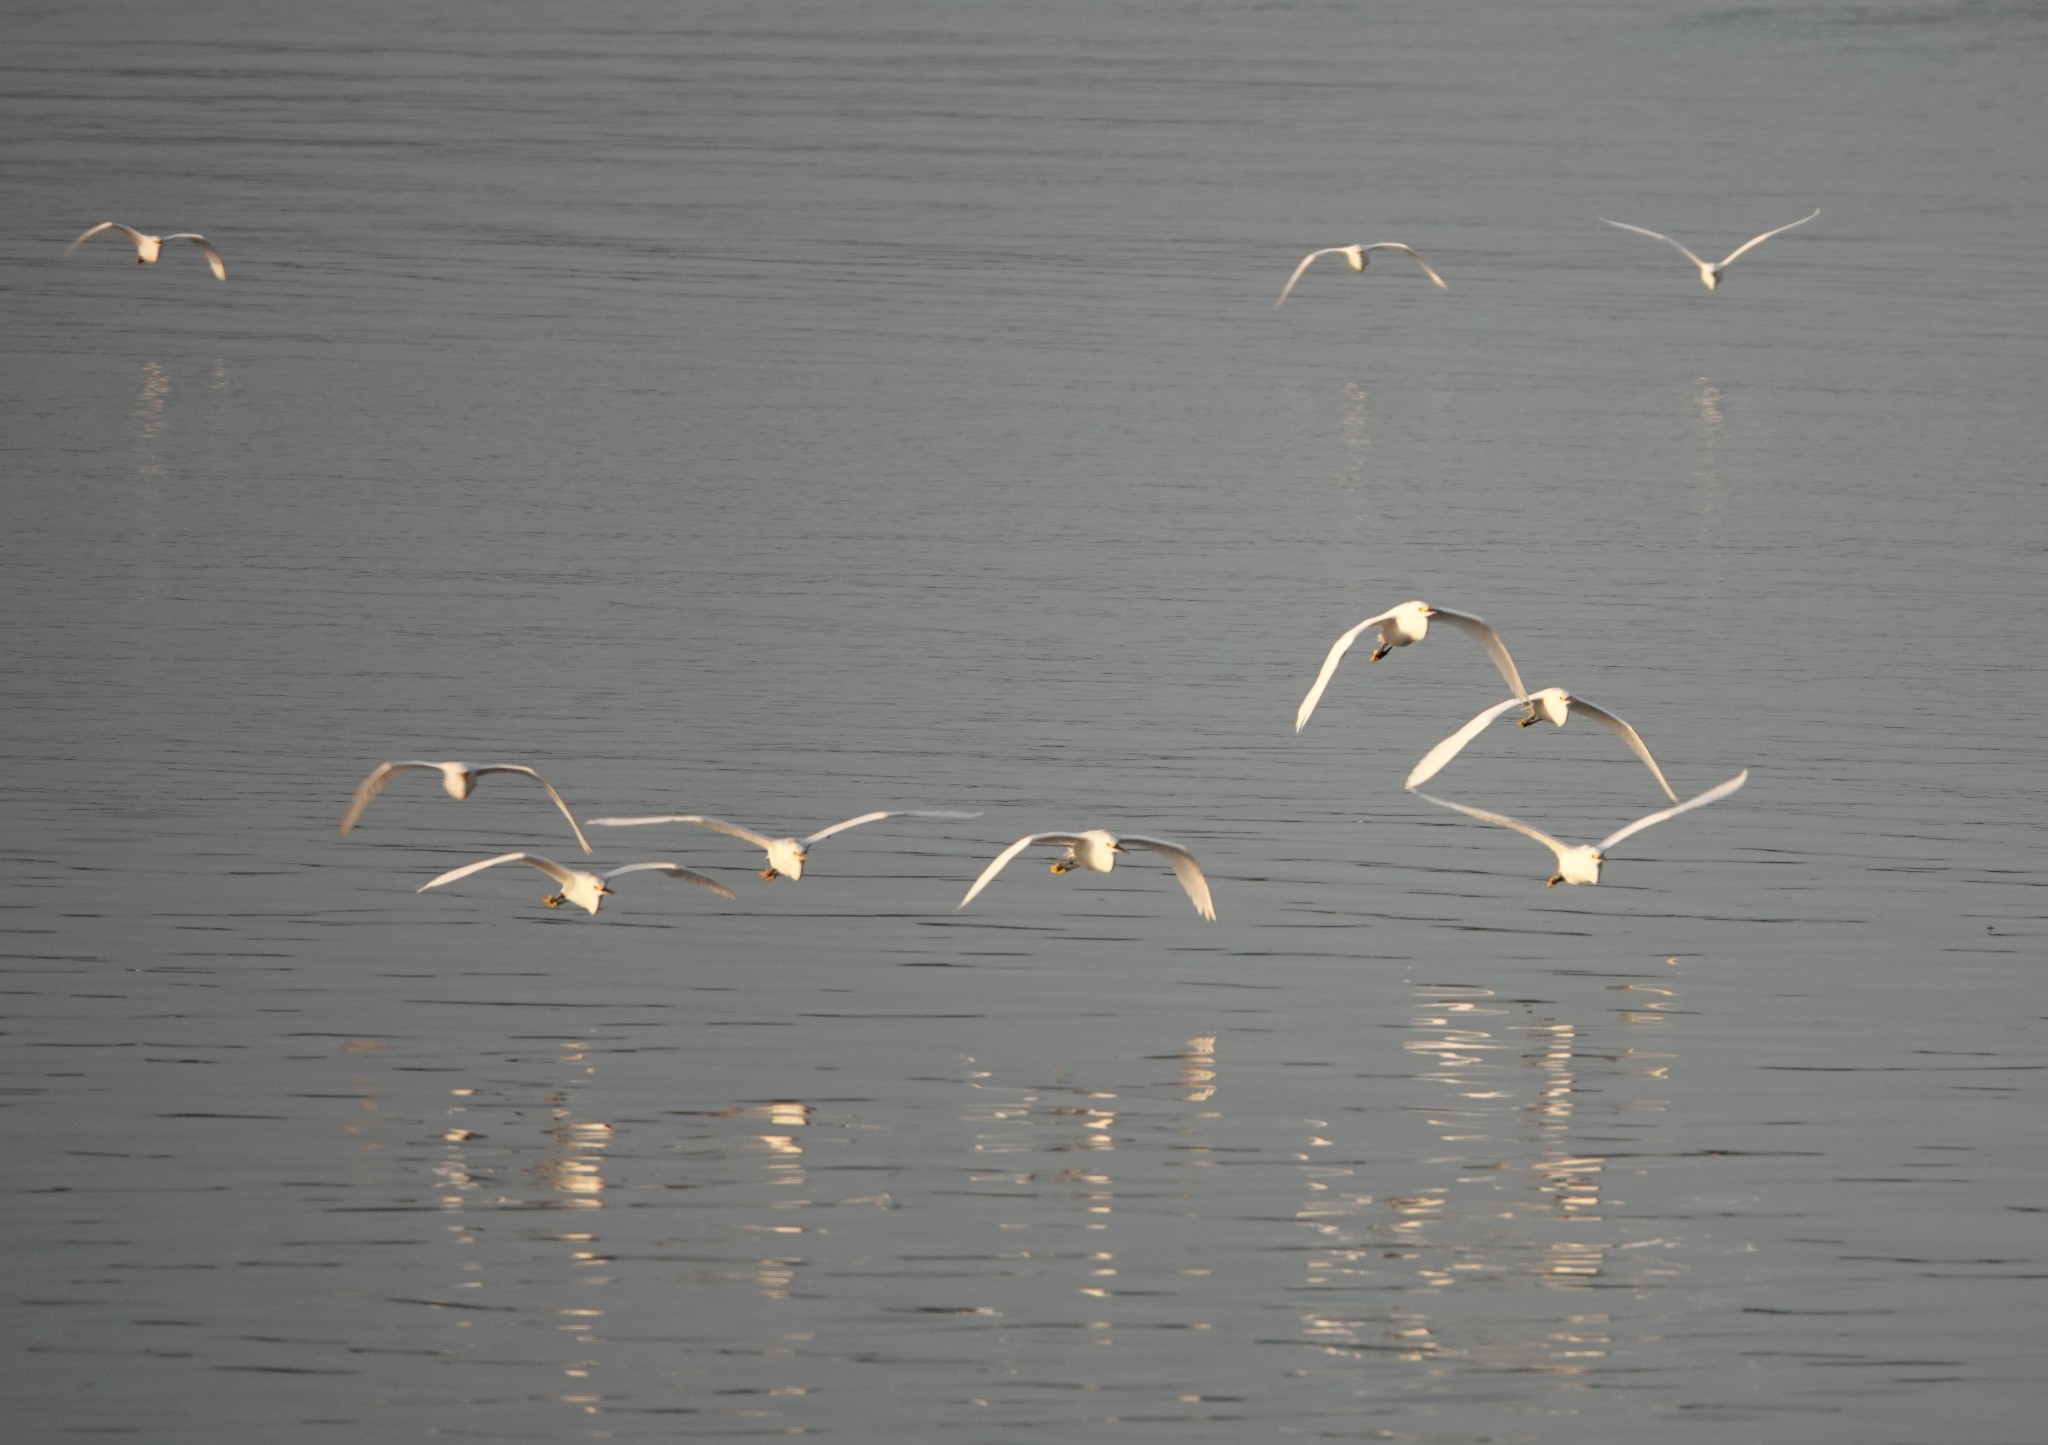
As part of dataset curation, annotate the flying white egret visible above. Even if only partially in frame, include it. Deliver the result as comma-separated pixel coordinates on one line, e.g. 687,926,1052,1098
1410,770,1748,886
340,761,592,854
1296,600,1527,732
64,222,228,281
958,830,1216,921
1274,243,1447,308
1407,687,1679,801
417,853,734,914
584,810,981,881
1599,210,1819,291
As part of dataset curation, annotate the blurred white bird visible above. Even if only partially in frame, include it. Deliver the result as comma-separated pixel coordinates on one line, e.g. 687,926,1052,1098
1599,210,1819,291
417,852,734,914
1410,770,1747,886
64,222,228,282
958,829,1216,920
1274,242,1447,307
340,761,591,854
1295,599,1527,732
1407,687,1678,801
584,810,981,881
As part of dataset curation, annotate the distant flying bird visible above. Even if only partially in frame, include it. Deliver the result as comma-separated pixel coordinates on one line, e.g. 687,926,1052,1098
1274,243,1448,307
1295,600,1527,732
1406,687,1679,801
584,810,982,881
1599,209,1819,291
1410,769,1747,887
63,222,228,282
340,761,592,854
417,852,734,915
958,829,1216,921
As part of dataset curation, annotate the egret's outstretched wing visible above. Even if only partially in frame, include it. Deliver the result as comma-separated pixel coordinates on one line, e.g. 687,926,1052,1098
1406,696,1525,790
1565,697,1679,802
1117,836,1217,921
63,221,145,258
1273,247,1348,308
473,765,591,854
1366,243,1448,289
1717,209,1819,269
1409,790,1571,866
584,814,778,851
419,852,576,893
600,861,737,900
958,833,1089,910
165,233,227,281
1294,609,1399,732
802,809,983,846
1596,769,1747,854
338,760,445,836
1427,607,1528,701
1600,218,1710,271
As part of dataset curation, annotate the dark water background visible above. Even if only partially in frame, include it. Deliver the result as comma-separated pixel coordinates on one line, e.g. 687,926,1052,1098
3,1,2044,1439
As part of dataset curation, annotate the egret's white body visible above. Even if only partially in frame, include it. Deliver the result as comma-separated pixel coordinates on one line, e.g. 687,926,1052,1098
958,829,1216,920
64,222,227,281
1407,687,1678,801
340,761,592,853
1410,770,1747,886
585,809,981,881
1274,243,1447,308
417,853,734,914
1599,210,1819,291
1295,600,1527,732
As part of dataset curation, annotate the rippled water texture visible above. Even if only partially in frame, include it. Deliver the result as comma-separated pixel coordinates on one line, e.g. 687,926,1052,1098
3,0,2045,1439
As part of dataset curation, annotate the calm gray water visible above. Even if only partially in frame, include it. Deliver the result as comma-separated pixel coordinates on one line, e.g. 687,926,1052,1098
3,1,2045,1439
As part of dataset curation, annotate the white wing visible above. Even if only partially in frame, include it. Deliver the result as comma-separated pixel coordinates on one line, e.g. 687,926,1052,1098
1600,217,1711,271
1294,609,1399,732
1596,769,1748,854
957,833,1090,910
472,765,592,854
1564,697,1679,802
1273,247,1350,308
338,760,449,836
583,814,778,852
600,861,737,900
1409,790,1572,867
165,233,227,281
1364,243,1448,289
1405,696,1526,790
63,221,146,259
802,809,983,846
418,852,577,893
1426,607,1529,701
1117,835,1218,921
1716,209,1820,269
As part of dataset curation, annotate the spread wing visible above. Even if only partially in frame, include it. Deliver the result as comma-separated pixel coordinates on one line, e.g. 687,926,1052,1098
473,765,592,854
1717,209,1819,269
63,221,145,258
418,852,575,893
338,760,446,836
802,809,983,846
958,833,1089,910
1117,835,1218,921
583,814,777,852
600,862,737,900
1273,247,1349,308
1365,243,1448,289
1596,769,1748,854
1294,609,1399,732
1600,217,1710,271
164,233,227,281
1565,697,1679,802
1405,696,1526,790
1426,607,1528,701
1409,790,1571,866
